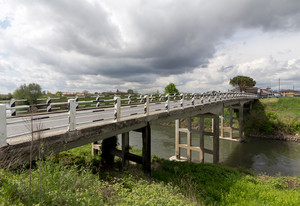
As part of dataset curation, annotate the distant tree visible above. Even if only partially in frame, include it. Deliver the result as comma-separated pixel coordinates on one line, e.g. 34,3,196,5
55,91,62,97
13,83,42,104
127,89,134,94
82,90,89,96
229,76,256,92
164,83,179,95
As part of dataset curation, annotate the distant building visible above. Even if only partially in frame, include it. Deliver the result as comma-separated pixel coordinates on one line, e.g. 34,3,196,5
280,90,300,97
244,87,280,98
62,92,75,96
62,92,85,97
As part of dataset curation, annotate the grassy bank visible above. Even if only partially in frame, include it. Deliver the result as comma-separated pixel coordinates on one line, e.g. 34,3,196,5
0,145,190,205
1,144,300,205
244,97,300,139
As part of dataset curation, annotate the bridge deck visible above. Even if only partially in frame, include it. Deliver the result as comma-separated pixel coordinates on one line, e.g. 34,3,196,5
0,96,255,167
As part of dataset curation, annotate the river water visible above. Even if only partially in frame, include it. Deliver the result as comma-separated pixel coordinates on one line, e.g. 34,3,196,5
118,125,300,176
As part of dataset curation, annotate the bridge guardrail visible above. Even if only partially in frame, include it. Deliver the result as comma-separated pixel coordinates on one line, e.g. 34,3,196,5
0,92,257,147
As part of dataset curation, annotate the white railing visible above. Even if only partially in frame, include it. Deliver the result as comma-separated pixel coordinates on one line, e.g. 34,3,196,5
0,92,257,147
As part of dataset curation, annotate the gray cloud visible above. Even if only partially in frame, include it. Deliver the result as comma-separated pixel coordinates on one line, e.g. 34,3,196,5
1,0,300,92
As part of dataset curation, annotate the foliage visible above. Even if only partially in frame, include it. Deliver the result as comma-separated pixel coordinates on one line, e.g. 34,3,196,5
164,83,179,95
244,98,300,136
13,83,42,104
127,89,134,94
0,93,12,100
1,143,299,205
55,91,62,97
0,145,190,206
152,160,300,206
229,75,256,92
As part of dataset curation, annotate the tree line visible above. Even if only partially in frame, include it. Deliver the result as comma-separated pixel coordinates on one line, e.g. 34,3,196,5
1,75,255,103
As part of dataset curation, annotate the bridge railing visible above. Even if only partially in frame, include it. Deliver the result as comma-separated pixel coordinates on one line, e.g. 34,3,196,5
0,92,257,147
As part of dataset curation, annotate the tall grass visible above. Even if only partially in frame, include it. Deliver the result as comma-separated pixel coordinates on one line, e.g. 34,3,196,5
152,160,300,206
0,145,191,205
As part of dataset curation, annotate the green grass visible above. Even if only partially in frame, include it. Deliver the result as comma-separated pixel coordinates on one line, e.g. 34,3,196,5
0,145,190,205
244,97,300,135
152,160,300,206
1,144,299,205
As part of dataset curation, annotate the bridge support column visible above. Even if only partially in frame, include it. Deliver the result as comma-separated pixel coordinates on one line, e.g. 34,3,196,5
174,114,219,163
91,141,101,156
220,103,245,141
121,132,129,167
142,123,151,174
107,123,151,175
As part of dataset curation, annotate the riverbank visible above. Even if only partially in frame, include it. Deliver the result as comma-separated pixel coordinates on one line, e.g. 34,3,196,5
1,144,299,205
244,97,300,142
160,97,300,142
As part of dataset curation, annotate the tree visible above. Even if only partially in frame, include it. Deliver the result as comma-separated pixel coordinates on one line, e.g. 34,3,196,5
82,90,89,96
127,89,134,94
164,83,179,95
13,83,42,104
229,76,256,92
55,91,62,97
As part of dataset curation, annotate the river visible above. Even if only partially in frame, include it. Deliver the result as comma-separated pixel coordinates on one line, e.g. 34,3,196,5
118,125,300,176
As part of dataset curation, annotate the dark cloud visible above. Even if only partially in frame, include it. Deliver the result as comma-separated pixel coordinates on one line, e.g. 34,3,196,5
2,0,300,92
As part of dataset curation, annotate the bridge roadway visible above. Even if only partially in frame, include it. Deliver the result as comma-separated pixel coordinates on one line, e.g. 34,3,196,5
6,98,196,142
1,94,256,169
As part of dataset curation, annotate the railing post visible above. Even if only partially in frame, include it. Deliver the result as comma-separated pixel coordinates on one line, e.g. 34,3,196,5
68,99,76,131
96,95,100,107
0,104,7,147
180,93,184,109
165,94,169,112
46,97,51,112
173,93,177,101
192,93,195,106
128,94,131,104
144,95,149,115
150,94,153,102
140,95,143,103
200,93,204,104
159,94,162,102
10,98,16,116
114,96,121,121
75,95,79,109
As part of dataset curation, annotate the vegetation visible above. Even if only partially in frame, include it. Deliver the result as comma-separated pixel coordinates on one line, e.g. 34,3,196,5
244,97,300,137
127,89,134,94
13,83,42,104
153,160,300,206
0,93,12,100
0,145,190,205
1,144,299,205
229,75,256,92
165,83,179,95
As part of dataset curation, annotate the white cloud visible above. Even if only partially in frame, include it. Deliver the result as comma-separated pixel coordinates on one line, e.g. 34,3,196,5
0,0,300,94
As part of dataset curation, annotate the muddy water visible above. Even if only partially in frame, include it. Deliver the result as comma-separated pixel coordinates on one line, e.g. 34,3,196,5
119,125,300,176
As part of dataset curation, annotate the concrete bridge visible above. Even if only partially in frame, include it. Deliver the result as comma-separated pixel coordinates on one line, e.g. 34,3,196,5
0,92,256,173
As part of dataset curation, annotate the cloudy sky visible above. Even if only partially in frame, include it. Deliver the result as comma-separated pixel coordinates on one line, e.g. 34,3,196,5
1,0,300,94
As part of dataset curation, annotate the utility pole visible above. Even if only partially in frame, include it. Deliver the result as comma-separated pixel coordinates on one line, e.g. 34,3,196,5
278,78,280,93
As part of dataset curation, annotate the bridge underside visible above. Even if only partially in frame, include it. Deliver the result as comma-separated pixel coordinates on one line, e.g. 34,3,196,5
0,99,254,172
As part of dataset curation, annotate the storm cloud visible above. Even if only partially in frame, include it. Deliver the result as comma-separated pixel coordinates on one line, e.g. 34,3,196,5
1,0,300,93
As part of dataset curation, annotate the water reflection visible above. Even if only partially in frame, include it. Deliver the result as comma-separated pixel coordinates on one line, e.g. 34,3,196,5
118,125,300,176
